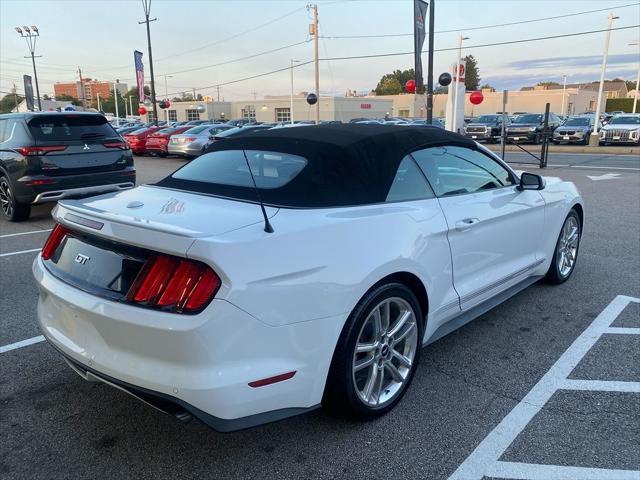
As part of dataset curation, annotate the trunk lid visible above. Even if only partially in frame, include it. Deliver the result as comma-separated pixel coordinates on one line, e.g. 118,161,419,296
55,185,278,254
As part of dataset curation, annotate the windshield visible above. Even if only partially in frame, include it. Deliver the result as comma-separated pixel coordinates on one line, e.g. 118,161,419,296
476,115,499,123
513,114,543,124
28,114,117,141
564,117,591,126
608,116,640,125
171,150,307,189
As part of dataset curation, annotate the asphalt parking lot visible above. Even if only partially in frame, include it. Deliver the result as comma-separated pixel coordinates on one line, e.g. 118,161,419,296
1,153,639,480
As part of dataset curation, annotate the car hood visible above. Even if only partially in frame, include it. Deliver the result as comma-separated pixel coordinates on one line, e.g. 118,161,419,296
57,185,278,239
508,123,539,128
557,125,591,131
467,122,495,127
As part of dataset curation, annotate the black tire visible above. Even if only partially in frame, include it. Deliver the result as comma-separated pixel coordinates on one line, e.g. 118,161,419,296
0,175,30,222
158,152,167,158
324,282,424,418
545,209,581,284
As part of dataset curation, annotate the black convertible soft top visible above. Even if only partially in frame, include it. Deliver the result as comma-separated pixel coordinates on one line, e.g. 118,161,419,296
157,124,477,208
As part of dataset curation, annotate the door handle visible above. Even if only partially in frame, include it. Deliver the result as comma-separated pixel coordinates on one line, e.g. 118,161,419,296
455,218,480,231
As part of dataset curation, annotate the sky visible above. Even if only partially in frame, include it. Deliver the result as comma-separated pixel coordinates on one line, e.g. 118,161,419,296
1,0,639,101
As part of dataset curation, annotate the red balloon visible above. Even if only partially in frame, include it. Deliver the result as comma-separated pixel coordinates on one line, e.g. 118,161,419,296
164,99,170,108
405,79,416,94
469,91,484,105
138,106,147,115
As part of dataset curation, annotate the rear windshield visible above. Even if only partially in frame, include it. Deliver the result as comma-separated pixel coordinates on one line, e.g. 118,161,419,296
155,128,176,135
28,114,117,141
171,150,307,189
128,127,149,135
184,125,209,134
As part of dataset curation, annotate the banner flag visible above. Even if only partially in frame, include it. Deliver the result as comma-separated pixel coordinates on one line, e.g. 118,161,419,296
23,75,34,111
134,50,145,103
414,0,429,92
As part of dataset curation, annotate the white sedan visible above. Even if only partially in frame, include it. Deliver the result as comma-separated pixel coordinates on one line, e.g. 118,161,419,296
33,124,583,431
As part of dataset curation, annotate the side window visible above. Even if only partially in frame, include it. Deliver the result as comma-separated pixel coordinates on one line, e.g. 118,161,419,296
385,155,434,203
0,120,6,143
413,146,514,197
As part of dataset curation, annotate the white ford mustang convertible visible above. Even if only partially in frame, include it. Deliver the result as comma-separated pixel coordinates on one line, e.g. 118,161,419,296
33,124,583,431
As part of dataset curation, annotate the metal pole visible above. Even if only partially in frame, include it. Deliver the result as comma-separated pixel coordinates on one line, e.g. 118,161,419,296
313,4,320,124
139,0,158,126
560,75,567,115
590,13,618,146
451,34,464,133
164,75,171,122
97,92,101,112
30,51,42,111
78,67,86,110
631,43,640,114
541,103,550,168
13,83,18,111
290,60,295,124
501,90,507,160
113,83,120,128
129,96,133,117
426,0,435,122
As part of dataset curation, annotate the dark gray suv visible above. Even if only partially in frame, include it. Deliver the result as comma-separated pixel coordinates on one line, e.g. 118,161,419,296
0,112,135,221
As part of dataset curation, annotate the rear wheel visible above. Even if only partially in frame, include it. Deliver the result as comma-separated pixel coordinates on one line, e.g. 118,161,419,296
545,210,581,284
0,175,30,222
325,283,423,418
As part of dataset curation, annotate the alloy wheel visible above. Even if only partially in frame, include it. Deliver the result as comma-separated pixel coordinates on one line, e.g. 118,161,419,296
557,216,579,277
352,297,418,408
0,178,14,218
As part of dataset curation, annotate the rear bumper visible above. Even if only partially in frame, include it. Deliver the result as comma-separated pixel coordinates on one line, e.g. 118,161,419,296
14,168,136,204
33,255,340,430
146,143,169,154
167,143,205,156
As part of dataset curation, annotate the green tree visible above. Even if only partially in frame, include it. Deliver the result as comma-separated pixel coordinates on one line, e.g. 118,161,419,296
374,69,416,95
536,81,560,87
0,93,23,113
463,55,480,90
43,94,51,100
624,80,636,92
480,83,494,91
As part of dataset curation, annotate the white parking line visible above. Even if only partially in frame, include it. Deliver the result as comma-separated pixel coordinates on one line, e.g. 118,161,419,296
0,335,45,354
0,228,51,239
449,294,640,480
0,248,41,258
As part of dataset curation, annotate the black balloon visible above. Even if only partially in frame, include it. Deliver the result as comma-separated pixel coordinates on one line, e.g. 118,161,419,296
159,100,167,109
438,72,452,87
306,93,318,105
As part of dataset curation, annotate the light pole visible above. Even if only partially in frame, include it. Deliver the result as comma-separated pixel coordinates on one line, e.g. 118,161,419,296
630,42,639,114
15,25,42,111
164,75,173,122
139,0,158,125
590,13,619,146
560,75,567,115
290,59,300,124
451,34,469,133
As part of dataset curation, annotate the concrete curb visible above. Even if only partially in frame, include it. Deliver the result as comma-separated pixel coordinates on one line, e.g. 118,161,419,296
484,144,639,155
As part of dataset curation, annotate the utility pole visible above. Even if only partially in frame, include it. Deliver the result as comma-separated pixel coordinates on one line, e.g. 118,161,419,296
139,0,158,125
426,0,435,122
193,87,197,100
12,83,18,111
15,25,42,111
216,85,220,102
164,75,172,122
560,75,567,115
310,3,320,124
129,96,133,117
97,92,101,112
630,42,639,114
113,82,120,128
451,34,468,133
290,59,300,124
78,67,87,110
590,12,619,146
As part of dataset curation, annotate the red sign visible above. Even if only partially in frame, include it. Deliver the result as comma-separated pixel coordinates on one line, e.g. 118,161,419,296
360,103,372,109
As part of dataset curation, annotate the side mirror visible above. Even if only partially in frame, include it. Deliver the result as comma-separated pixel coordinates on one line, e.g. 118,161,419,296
518,172,545,191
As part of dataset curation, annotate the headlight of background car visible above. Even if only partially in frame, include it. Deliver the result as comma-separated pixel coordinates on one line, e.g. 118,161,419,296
529,127,537,131
631,129,640,139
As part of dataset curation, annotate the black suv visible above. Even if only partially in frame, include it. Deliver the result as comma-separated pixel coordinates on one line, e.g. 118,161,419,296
506,113,562,144
0,112,135,221
464,114,510,142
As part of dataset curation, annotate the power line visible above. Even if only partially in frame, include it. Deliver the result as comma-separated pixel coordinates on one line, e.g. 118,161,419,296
160,39,311,76
320,25,640,61
153,6,307,62
320,2,640,39
162,24,639,95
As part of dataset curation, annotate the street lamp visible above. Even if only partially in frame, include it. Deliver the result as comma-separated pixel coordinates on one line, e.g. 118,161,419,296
451,35,469,133
590,13,619,146
290,60,300,124
15,24,42,111
560,75,568,115
630,42,639,114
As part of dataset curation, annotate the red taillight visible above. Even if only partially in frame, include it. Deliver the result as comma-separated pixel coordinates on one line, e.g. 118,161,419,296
183,137,196,143
17,145,67,156
25,178,57,186
41,224,71,260
127,255,220,313
103,141,128,149
248,371,296,388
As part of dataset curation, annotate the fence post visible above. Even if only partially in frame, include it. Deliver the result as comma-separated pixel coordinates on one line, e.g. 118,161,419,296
540,102,550,168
